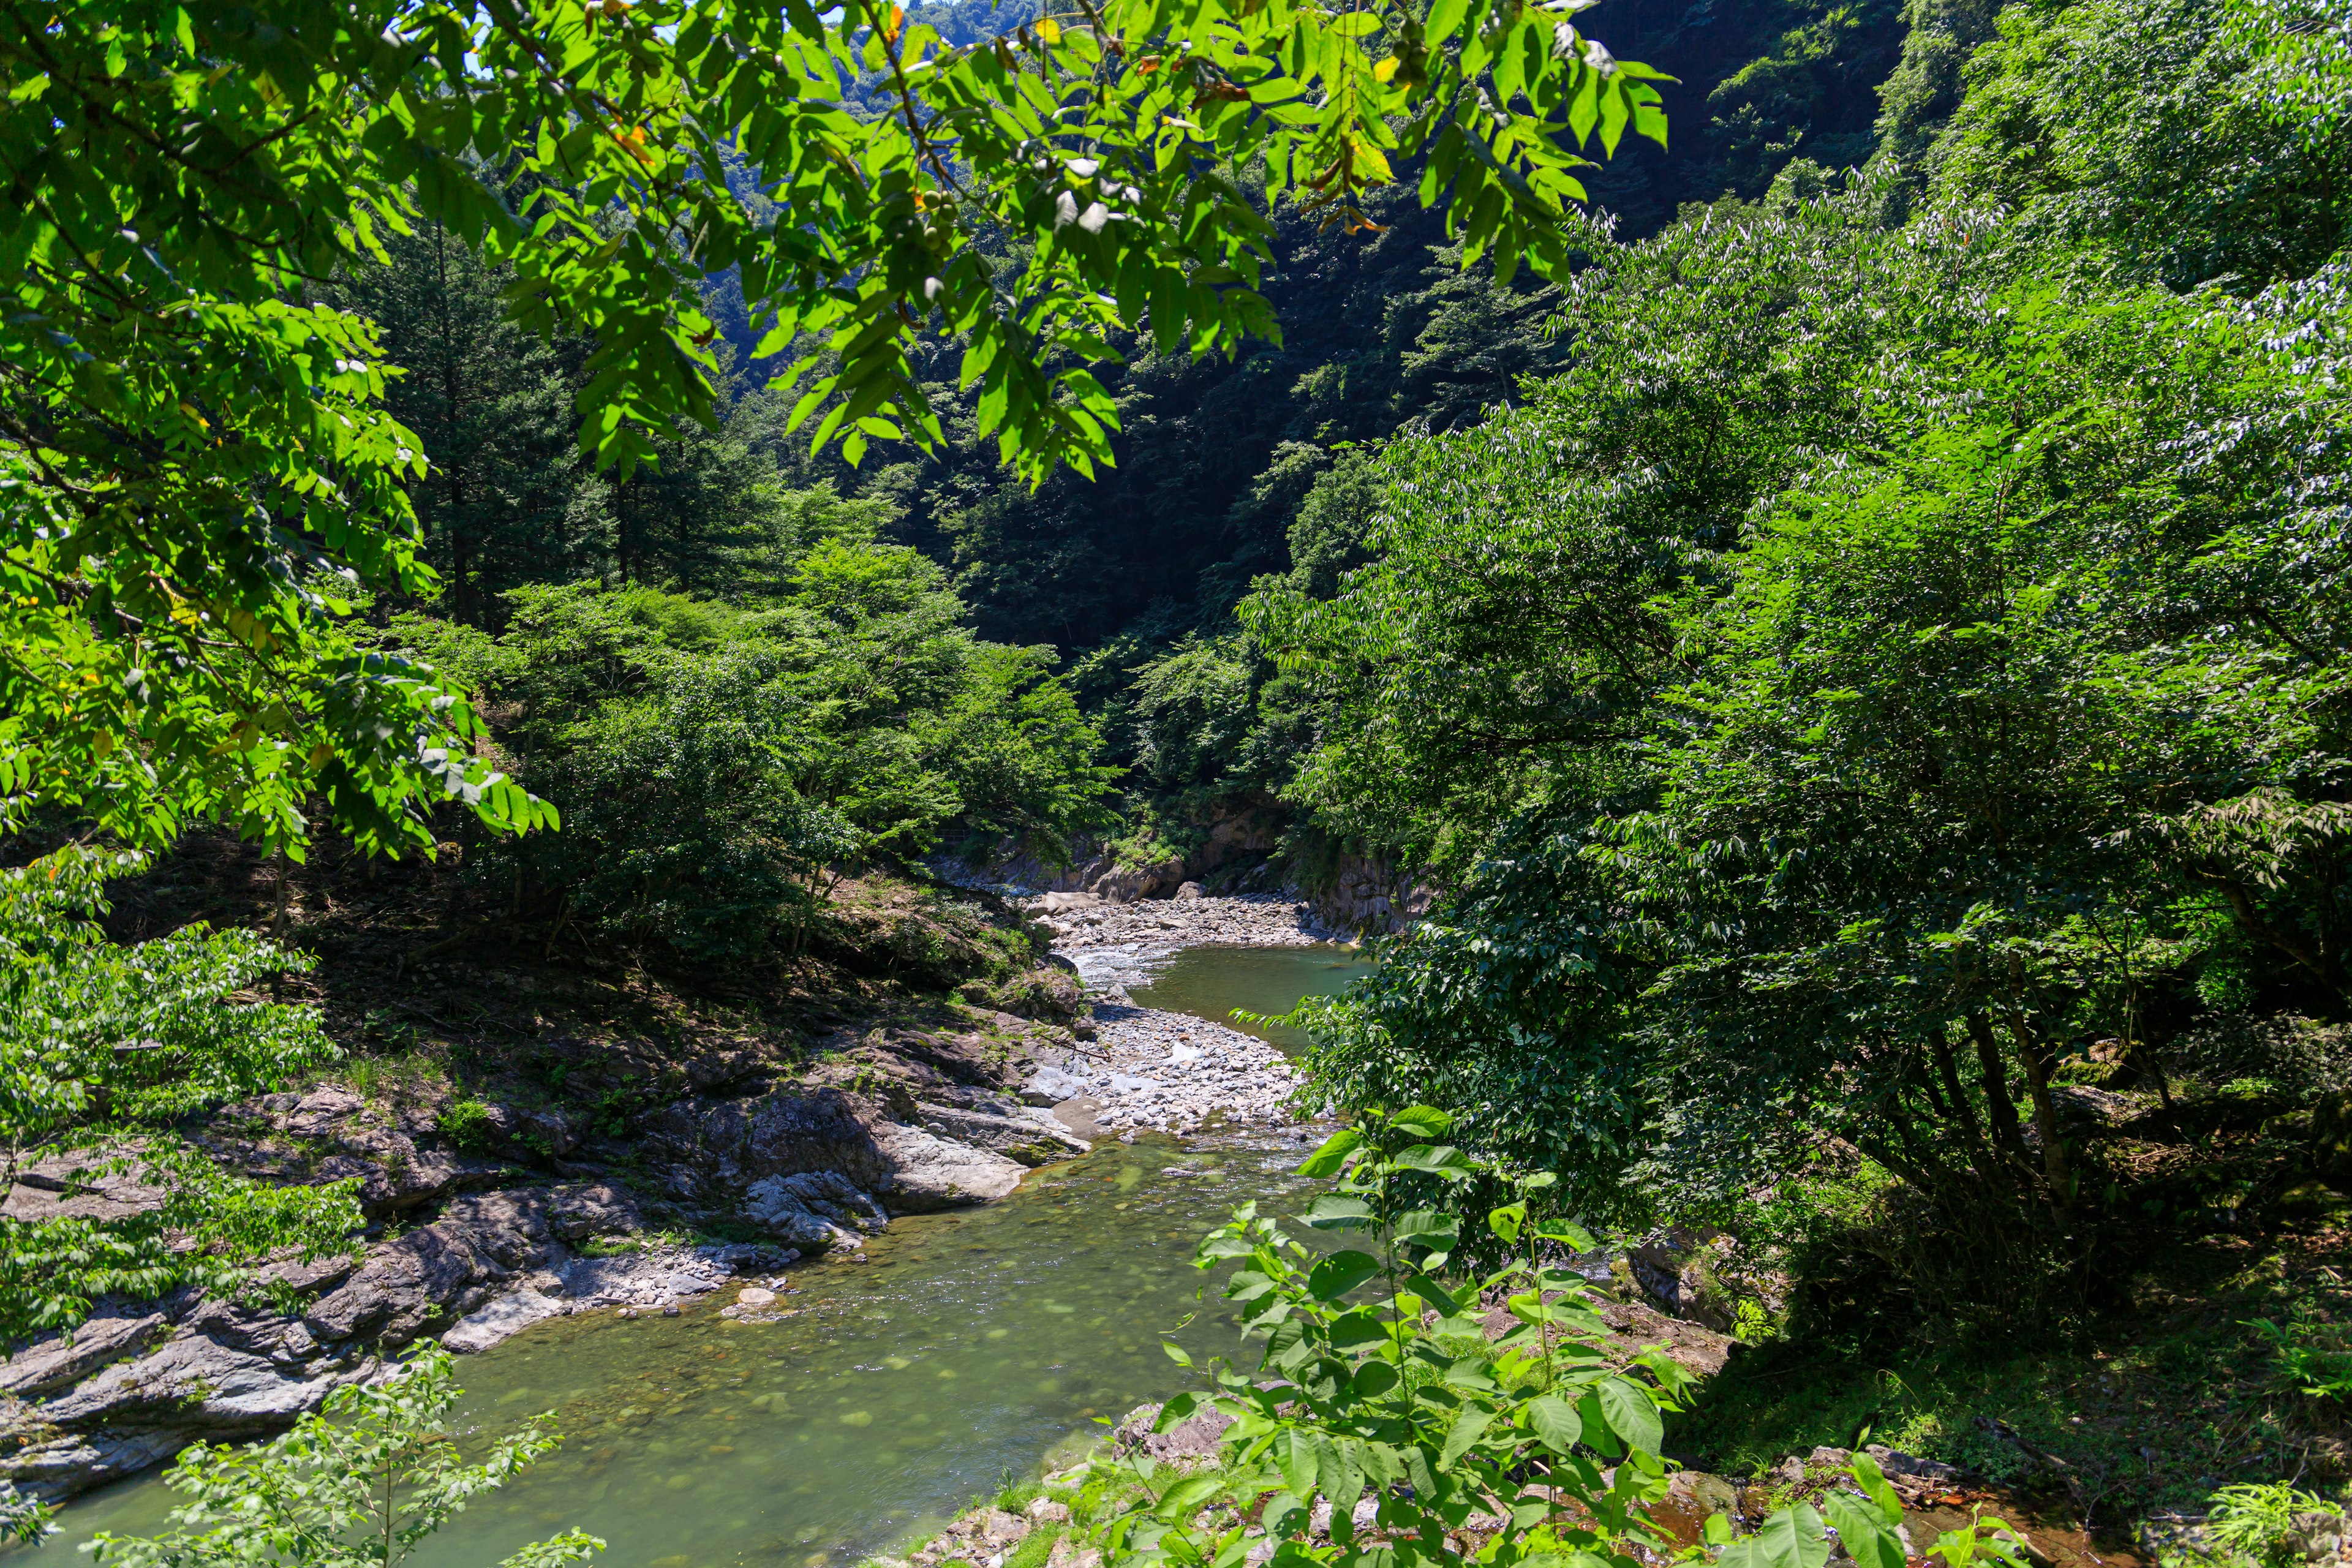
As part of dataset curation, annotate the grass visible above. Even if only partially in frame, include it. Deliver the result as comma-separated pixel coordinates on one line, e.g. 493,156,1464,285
1670,1223,2352,1531
1005,1526,1062,1568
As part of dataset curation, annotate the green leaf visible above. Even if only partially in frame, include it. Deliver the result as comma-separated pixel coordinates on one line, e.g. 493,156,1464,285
1595,1377,1663,1457
1524,1394,1581,1454
1390,1106,1455,1139
1304,1193,1376,1229
1307,1251,1385,1301
1155,1474,1224,1521
1438,1404,1496,1469
1822,1490,1906,1568
1298,1128,1363,1177
1717,1504,1831,1568
1849,1454,1904,1522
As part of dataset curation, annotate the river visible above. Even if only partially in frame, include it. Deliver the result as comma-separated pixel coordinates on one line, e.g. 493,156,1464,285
29,943,1371,1568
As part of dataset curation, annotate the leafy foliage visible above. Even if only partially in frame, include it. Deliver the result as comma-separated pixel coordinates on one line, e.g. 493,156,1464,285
89,1348,600,1568
1242,0,2352,1313
407,540,1114,967
1090,1107,1698,1568
0,846,363,1346
1079,1110,2025,1568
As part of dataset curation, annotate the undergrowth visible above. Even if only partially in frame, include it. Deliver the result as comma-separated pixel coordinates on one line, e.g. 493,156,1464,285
1672,1228,2352,1529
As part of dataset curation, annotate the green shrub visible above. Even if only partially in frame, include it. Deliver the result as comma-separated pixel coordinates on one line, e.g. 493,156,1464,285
434,1099,496,1150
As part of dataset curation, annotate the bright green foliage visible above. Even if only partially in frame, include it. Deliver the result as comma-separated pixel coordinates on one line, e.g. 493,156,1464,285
0,0,1660,859
89,1347,600,1568
413,540,1114,965
1086,1110,2026,1568
0,846,362,1343
1246,190,1929,861
1248,107,2352,1297
2191,1482,2346,1568
1928,0,2351,292
2250,1311,2352,1402
1281,823,1648,1215
1091,1107,1696,1568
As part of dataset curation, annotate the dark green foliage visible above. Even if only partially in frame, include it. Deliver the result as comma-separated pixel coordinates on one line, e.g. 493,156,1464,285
1244,0,2352,1319
331,229,798,616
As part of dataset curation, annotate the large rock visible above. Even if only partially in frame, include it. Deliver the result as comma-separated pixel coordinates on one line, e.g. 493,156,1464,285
37,1332,369,1431
303,1188,566,1346
2,1152,168,1227
0,1306,172,1398
633,1086,1024,1213
741,1171,888,1250
915,1101,1088,1167
1091,859,1183,904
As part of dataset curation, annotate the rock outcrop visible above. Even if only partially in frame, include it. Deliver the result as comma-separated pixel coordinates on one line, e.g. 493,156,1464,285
0,1008,1077,1512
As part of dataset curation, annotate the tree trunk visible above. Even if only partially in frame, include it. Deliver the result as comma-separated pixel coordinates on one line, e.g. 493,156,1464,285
2007,1012,2073,1207
1927,1035,1991,1167
1964,1013,2035,1175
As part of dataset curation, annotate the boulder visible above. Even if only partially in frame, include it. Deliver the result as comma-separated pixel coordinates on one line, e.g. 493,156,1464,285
1090,859,1183,904
3,1152,168,1227
442,1290,568,1354
1172,881,1205,901
873,1121,1025,1208
1112,1401,1233,1464
546,1182,643,1241
914,1101,1089,1166
1022,1066,1090,1107
636,1085,1024,1214
39,1331,369,1431
741,1170,887,1251
304,1189,557,1346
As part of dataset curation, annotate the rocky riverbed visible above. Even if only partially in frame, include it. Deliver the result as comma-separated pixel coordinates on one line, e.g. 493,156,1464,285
1030,893,1341,952
1027,997,1309,1140
0,907,1338,1521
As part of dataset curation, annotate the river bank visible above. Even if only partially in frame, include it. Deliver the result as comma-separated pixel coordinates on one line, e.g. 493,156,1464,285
6,927,1368,1560
1030,1000,1308,1140
1030,893,1342,954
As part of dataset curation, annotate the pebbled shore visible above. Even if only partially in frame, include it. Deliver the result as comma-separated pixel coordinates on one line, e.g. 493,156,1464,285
1030,998,1309,1139
1031,892,1340,952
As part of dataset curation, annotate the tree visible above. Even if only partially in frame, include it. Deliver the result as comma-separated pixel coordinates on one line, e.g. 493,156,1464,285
1253,156,2352,1312
0,0,1666,856
89,1348,600,1568
0,845,364,1346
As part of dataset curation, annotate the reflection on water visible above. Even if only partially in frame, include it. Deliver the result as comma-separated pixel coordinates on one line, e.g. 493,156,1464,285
1126,944,1371,1052
32,1140,1319,1568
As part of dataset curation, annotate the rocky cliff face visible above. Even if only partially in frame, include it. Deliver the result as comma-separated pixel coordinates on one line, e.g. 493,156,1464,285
1301,851,1437,937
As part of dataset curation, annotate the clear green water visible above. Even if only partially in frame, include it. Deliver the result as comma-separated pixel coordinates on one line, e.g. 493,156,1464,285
31,946,1365,1568
1126,943,1370,1052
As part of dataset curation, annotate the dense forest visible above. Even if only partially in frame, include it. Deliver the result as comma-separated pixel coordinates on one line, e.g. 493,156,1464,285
5,0,2352,1562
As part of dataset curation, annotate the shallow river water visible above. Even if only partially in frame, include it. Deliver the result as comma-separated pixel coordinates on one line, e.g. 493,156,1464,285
1125,944,1370,1050
31,944,1368,1568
